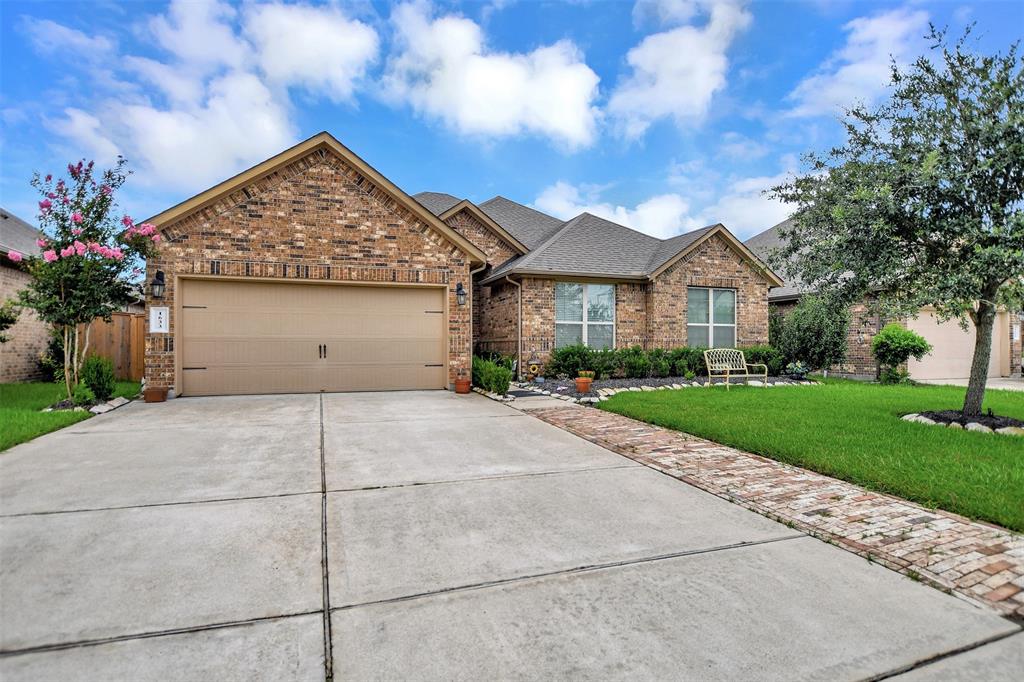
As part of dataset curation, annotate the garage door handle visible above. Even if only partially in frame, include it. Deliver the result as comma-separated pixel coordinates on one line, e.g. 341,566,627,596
323,344,327,359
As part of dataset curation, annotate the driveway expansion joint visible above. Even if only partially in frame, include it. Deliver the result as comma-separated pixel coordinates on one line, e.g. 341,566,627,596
0,489,322,519
861,627,1024,681
0,610,323,658
318,395,334,682
330,533,805,611
527,406,1024,618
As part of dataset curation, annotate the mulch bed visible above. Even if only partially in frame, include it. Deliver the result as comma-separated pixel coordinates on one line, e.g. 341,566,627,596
535,375,807,398
920,410,1024,430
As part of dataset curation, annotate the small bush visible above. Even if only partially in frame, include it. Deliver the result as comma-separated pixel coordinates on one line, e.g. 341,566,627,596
775,294,850,371
668,346,707,377
617,346,650,378
72,383,95,406
546,344,592,379
648,348,671,377
81,355,116,401
472,355,512,395
785,361,810,379
590,348,619,380
872,324,931,384
740,345,786,376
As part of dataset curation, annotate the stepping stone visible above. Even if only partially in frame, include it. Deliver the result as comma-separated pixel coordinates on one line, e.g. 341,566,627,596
995,426,1024,436
965,422,993,433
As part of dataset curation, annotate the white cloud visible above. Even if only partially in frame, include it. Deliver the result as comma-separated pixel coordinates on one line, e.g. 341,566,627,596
535,182,700,239
381,2,600,148
787,7,929,117
21,17,115,57
609,0,751,138
535,155,794,241
34,0,387,193
244,3,378,102
717,131,769,160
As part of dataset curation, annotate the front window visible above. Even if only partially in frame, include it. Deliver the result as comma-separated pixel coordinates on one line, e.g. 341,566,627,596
555,283,615,349
687,287,735,348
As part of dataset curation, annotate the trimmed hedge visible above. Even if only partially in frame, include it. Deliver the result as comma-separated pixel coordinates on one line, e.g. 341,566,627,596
542,343,784,380
472,355,513,395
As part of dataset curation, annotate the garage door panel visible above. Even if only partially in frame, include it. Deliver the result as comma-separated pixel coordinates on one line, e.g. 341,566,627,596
181,280,447,396
907,310,1006,380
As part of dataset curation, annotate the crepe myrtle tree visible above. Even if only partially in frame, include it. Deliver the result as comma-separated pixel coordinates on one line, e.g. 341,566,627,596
769,26,1024,417
4,158,160,399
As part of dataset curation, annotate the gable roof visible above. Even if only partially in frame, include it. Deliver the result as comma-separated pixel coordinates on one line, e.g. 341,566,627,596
437,200,528,255
145,132,487,267
478,196,565,249
481,212,783,286
745,218,805,301
0,207,43,257
414,191,462,216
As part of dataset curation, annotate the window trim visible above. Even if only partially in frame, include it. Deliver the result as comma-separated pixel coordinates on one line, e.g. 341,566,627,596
555,282,616,349
687,287,736,348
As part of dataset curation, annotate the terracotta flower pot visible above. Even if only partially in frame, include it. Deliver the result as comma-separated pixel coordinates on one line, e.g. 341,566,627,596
575,377,593,393
454,379,471,394
143,387,168,403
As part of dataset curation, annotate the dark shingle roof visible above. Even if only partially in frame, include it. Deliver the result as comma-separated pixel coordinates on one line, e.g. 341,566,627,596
745,218,805,301
484,212,722,283
0,207,43,257
479,196,565,249
413,191,462,216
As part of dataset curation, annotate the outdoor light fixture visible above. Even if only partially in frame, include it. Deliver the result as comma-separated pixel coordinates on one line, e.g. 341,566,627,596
150,270,166,299
455,282,467,306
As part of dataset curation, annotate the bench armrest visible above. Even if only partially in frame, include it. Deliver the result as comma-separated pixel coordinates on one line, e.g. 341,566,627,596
745,363,768,371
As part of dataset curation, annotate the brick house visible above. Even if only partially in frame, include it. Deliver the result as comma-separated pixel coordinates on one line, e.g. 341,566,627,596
143,132,780,396
0,208,48,382
746,219,1022,380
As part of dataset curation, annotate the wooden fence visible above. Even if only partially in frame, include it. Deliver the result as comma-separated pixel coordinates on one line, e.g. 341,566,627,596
83,312,145,381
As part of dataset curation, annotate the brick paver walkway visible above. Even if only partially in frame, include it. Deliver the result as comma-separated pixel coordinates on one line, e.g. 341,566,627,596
528,406,1024,618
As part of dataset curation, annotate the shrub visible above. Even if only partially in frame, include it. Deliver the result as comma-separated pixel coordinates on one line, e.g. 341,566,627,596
545,344,592,379
668,346,707,377
590,348,619,380
739,345,786,376
768,308,786,348
648,348,671,377
785,361,810,379
80,355,115,401
776,294,850,371
872,324,931,384
72,383,95,406
619,346,650,378
472,355,512,395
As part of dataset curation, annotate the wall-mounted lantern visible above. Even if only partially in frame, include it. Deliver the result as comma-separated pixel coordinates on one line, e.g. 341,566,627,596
149,270,166,299
455,282,467,306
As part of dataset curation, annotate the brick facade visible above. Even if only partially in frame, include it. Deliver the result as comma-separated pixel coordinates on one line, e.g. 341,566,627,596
444,209,520,349
0,263,48,382
478,234,773,370
145,147,473,393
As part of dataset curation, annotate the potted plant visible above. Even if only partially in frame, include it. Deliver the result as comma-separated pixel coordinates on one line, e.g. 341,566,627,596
575,370,595,393
454,370,471,394
143,386,168,403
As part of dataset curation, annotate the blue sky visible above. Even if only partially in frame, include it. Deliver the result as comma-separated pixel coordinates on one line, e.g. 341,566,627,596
1,0,1021,240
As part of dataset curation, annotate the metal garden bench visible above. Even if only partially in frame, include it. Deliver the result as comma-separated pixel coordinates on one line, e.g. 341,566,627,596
703,348,768,389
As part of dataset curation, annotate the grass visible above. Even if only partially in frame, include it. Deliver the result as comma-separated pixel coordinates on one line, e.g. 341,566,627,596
600,379,1024,532
0,380,140,452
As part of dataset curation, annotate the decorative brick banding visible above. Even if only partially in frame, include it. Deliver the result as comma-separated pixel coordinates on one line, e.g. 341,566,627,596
528,406,1024,617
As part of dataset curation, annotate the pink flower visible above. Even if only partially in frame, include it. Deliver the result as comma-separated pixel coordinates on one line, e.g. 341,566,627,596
60,246,74,258
45,174,52,182
122,215,134,227
36,238,48,248
74,240,87,256
151,234,161,243
88,242,101,253
72,212,83,224
39,198,52,211
100,184,111,196
7,250,23,262
47,192,57,199
43,250,58,262
72,228,83,236
61,196,70,205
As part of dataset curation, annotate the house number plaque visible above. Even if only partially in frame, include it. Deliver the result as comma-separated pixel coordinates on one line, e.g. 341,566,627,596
149,306,169,333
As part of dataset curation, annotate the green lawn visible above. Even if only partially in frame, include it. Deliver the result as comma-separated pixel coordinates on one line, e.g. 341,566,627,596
0,381,140,452
600,379,1024,532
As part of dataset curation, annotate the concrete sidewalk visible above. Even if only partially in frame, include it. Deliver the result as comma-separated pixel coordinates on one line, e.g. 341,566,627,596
1,391,1019,680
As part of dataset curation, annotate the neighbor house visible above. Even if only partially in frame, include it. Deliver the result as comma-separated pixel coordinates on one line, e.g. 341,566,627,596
0,208,48,382
143,132,781,397
746,219,1022,381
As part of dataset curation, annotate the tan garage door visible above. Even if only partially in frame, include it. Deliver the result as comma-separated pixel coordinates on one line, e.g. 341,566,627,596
907,309,1008,380
180,279,446,396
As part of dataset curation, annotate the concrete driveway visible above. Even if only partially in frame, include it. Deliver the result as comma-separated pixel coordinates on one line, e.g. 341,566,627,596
1,392,1020,680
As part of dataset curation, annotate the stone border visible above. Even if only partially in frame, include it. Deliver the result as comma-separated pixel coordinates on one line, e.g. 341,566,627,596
471,386,515,403
526,405,1024,618
517,378,818,405
902,413,1024,436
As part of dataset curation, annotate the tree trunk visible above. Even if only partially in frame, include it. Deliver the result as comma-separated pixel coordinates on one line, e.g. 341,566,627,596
62,325,72,400
962,300,996,417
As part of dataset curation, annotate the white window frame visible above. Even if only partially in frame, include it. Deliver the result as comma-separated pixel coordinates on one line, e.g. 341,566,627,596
555,282,616,349
687,287,736,348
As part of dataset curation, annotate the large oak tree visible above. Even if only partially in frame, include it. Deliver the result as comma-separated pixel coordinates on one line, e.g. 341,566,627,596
770,27,1023,416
